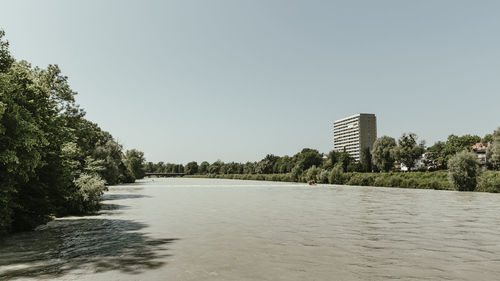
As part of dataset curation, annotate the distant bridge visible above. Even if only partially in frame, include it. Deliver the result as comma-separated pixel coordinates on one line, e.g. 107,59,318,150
144,172,186,178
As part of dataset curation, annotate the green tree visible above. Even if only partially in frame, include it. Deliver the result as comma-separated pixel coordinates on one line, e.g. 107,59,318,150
328,163,345,184
448,150,480,191
440,134,481,168
243,162,256,174
199,161,209,174
486,128,500,170
0,29,141,235
144,161,154,173
92,139,124,185
275,156,293,173
185,161,198,175
0,30,14,72
208,160,223,174
371,136,397,172
482,134,494,144
322,150,337,170
425,141,445,169
124,149,146,179
294,148,323,171
255,154,279,174
360,147,372,172
393,133,425,171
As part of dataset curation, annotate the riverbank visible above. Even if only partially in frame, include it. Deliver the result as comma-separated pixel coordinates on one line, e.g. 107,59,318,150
185,170,500,192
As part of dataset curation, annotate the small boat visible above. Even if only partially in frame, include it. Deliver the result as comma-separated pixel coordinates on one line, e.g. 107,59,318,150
308,180,316,186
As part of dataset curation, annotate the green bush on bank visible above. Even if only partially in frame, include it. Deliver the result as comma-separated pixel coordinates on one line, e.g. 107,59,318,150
185,170,500,192
447,151,481,191
186,170,456,190
476,171,500,193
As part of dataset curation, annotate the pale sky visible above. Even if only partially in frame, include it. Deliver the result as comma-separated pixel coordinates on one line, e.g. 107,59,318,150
1,0,499,163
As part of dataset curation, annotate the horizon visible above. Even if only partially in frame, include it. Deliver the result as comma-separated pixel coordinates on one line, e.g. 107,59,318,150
1,0,499,164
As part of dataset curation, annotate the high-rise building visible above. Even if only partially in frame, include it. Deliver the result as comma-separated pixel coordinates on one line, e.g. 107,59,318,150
333,113,377,161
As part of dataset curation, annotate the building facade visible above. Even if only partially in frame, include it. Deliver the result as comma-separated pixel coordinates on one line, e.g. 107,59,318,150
471,142,488,165
333,113,377,161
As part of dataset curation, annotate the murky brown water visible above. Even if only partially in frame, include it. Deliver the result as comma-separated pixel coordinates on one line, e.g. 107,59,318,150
2,178,500,280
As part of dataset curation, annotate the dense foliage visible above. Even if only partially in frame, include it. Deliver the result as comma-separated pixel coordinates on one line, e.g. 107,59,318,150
392,133,425,170
486,128,500,170
151,128,500,193
0,30,144,235
447,151,480,191
426,134,482,169
371,136,396,172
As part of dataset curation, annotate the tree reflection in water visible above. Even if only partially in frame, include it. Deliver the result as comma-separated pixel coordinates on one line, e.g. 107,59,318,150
0,218,177,280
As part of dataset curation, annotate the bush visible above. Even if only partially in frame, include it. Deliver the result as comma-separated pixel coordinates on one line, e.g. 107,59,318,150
476,172,500,193
447,151,480,191
347,174,375,186
290,165,302,182
373,176,388,187
72,173,107,214
389,175,403,187
328,164,345,184
305,165,321,181
316,169,330,184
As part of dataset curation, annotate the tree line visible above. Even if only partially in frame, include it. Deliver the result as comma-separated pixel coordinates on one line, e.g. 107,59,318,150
0,30,146,235
147,129,500,191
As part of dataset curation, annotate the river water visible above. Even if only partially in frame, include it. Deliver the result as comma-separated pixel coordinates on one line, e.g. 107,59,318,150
2,178,500,280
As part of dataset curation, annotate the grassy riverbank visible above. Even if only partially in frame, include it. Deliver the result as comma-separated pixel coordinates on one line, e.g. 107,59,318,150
186,170,500,192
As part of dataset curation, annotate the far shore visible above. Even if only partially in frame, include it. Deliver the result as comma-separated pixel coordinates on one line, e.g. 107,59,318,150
183,170,500,193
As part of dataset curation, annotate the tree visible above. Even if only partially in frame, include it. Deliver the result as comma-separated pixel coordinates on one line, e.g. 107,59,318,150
486,128,500,170
337,151,354,172
328,163,345,184
482,134,494,144
360,147,372,172
124,149,146,179
243,162,256,174
185,161,198,175
371,136,397,172
294,148,323,171
208,160,223,174
0,29,14,72
440,134,481,168
255,154,279,174
393,133,425,171
448,150,480,191
425,141,445,169
92,139,124,185
199,161,209,174
322,150,338,170
0,29,142,235
274,155,293,173
144,161,154,173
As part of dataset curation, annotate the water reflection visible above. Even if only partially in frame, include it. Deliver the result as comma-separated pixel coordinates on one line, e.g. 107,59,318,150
103,193,150,201
0,218,177,280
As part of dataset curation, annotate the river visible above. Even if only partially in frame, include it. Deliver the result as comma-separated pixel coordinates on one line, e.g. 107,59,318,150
1,178,500,280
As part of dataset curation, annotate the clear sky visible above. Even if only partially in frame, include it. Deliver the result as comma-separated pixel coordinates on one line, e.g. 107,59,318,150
1,0,499,164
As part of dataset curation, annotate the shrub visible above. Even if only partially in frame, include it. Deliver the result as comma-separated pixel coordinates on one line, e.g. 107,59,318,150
347,174,375,186
316,169,330,184
476,172,500,193
328,164,345,184
373,176,388,187
447,151,480,191
305,165,321,181
72,173,107,214
389,175,403,187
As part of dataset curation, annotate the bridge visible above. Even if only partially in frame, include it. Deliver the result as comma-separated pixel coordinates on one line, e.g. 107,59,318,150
144,172,186,178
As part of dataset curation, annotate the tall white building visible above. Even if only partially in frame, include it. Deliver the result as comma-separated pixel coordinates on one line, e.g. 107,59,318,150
333,113,377,161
